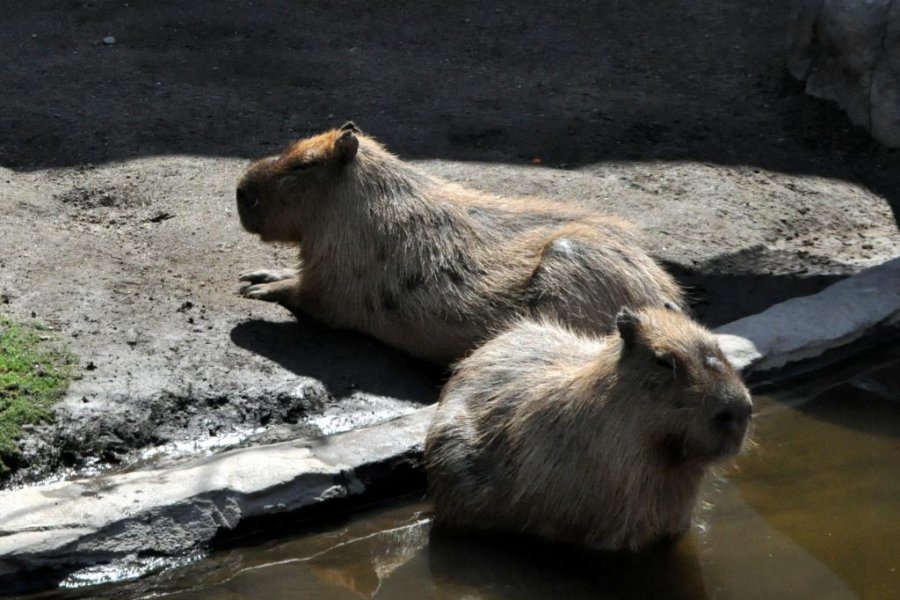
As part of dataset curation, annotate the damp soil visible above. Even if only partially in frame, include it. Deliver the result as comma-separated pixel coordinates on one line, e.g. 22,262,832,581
1,0,899,483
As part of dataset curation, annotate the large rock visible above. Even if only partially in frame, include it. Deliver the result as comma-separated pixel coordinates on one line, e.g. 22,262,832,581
789,0,900,147
717,256,900,372
0,408,434,592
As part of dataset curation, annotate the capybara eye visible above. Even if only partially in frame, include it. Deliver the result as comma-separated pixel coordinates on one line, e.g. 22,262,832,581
654,354,674,369
288,161,316,171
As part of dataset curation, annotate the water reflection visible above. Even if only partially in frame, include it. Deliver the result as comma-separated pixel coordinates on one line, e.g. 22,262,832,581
727,359,900,600
146,508,709,600
424,530,707,600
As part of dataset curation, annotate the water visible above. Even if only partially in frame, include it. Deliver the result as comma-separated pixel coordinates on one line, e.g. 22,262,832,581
13,357,900,600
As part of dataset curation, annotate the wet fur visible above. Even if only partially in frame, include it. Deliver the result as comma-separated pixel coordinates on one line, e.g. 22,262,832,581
425,308,752,550
237,126,684,363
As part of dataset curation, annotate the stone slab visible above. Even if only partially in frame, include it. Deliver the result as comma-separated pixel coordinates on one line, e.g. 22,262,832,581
0,407,435,581
716,256,900,371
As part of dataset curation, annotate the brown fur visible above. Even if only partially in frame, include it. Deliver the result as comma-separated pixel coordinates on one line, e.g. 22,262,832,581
425,307,752,550
236,123,684,363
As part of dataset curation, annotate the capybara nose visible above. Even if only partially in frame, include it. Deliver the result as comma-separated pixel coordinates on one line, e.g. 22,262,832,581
236,185,251,207
713,403,751,431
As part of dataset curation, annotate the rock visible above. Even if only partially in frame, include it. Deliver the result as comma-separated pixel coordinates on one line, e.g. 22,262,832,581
102,36,116,45
788,0,900,147
872,1,900,144
0,407,433,592
717,256,900,372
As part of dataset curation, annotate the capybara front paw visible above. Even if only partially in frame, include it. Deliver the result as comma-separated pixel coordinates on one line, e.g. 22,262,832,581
241,282,280,302
239,268,296,284
239,276,300,306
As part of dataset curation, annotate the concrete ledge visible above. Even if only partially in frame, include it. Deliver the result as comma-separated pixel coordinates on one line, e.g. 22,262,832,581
716,257,900,371
0,407,434,588
2,257,899,590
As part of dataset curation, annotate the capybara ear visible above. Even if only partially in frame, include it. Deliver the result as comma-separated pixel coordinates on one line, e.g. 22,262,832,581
340,121,360,133
616,307,642,347
334,129,359,164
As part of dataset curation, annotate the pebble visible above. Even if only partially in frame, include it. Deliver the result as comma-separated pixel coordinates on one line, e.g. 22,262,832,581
102,36,116,45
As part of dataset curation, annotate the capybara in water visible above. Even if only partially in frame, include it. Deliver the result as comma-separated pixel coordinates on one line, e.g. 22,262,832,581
236,123,684,363
425,307,752,550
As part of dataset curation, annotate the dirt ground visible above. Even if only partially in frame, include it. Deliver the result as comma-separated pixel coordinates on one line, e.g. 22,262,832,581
2,0,899,484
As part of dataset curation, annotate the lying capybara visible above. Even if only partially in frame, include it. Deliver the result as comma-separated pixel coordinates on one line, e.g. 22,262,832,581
236,123,684,363
425,307,752,551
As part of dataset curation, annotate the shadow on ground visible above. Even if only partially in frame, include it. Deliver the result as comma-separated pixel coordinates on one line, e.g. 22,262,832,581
230,316,445,405
666,245,851,327
228,246,850,382
2,1,898,222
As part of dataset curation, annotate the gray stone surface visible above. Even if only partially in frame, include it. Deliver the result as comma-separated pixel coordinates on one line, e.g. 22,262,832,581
717,256,900,371
789,0,900,147
0,407,434,581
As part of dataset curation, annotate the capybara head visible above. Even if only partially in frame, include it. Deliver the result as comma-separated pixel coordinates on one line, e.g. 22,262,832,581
614,306,752,465
236,122,361,242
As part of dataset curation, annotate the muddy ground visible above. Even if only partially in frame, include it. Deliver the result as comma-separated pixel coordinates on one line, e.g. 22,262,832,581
1,0,899,484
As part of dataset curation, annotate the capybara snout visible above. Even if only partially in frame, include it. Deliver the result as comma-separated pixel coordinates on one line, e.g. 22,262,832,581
675,387,752,463
713,401,753,432
235,179,260,233
236,123,360,243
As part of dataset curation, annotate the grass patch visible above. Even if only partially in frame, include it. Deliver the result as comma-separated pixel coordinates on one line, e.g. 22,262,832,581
0,315,74,475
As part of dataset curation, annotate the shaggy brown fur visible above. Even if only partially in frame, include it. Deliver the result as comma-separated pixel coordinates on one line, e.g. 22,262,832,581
236,123,684,363
425,307,752,551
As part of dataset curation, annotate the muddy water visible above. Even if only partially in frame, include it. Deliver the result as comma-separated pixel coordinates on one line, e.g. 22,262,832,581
20,358,900,600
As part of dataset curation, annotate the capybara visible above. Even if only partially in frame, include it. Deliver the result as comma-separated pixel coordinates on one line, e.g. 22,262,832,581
425,307,752,551
236,123,684,363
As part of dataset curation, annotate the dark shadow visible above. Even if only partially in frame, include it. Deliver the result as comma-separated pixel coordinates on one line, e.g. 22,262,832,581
796,359,900,440
228,245,852,401
229,315,445,405
423,528,709,600
2,1,898,223
757,340,900,440
661,245,849,327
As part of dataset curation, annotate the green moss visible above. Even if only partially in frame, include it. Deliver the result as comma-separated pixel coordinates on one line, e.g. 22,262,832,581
0,316,74,474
